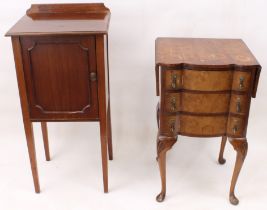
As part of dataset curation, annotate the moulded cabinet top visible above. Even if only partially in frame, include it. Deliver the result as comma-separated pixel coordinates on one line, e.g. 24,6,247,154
156,38,261,68
5,3,110,36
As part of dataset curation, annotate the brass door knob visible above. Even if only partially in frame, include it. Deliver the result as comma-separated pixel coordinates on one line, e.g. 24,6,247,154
90,72,97,81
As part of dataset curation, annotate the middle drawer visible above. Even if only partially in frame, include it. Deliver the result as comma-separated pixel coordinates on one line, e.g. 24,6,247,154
164,92,230,113
164,92,249,115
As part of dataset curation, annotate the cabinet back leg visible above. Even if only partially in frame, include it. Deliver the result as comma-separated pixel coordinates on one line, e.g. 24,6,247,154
41,122,51,161
107,101,113,160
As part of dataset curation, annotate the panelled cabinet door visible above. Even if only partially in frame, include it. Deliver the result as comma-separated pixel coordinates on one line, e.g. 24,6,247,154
21,36,98,121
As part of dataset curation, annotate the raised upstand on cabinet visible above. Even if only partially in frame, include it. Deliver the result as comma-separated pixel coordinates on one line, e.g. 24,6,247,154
155,38,261,205
6,3,113,193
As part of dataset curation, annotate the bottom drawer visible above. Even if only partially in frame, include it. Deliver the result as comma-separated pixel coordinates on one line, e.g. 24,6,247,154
160,114,247,138
179,115,227,137
161,115,227,137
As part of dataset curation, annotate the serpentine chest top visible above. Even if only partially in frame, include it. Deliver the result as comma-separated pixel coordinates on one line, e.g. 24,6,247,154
6,3,112,194
155,38,261,205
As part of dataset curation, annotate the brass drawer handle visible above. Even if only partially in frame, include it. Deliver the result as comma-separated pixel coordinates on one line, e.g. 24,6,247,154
232,119,239,134
239,76,244,89
171,74,177,89
236,98,241,113
169,120,175,133
170,97,176,111
232,125,239,134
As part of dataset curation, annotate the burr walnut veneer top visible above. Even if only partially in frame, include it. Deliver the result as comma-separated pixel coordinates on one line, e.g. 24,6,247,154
156,38,260,67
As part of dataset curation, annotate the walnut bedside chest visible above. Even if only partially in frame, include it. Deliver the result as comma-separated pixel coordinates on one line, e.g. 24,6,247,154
155,38,261,205
6,3,113,193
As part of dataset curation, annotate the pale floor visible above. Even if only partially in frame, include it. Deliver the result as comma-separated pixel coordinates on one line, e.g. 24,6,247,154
0,110,267,210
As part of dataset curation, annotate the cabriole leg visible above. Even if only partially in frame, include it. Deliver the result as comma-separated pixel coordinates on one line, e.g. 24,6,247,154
228,138,248,205
156,135,177,202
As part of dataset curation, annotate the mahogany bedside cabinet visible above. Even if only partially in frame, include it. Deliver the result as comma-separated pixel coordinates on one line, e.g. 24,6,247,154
155,38,261,205
5,3,113,193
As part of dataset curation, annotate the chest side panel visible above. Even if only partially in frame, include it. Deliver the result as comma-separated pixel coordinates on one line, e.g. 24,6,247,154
21,36,98,120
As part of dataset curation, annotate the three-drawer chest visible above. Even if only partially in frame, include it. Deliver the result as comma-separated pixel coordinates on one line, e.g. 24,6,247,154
155,38,261,205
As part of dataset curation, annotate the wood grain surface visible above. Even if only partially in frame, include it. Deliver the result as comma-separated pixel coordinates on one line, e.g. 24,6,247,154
5,3,110,36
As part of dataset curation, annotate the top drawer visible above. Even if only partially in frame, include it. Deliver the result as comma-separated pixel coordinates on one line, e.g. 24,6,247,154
164,69,251,92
